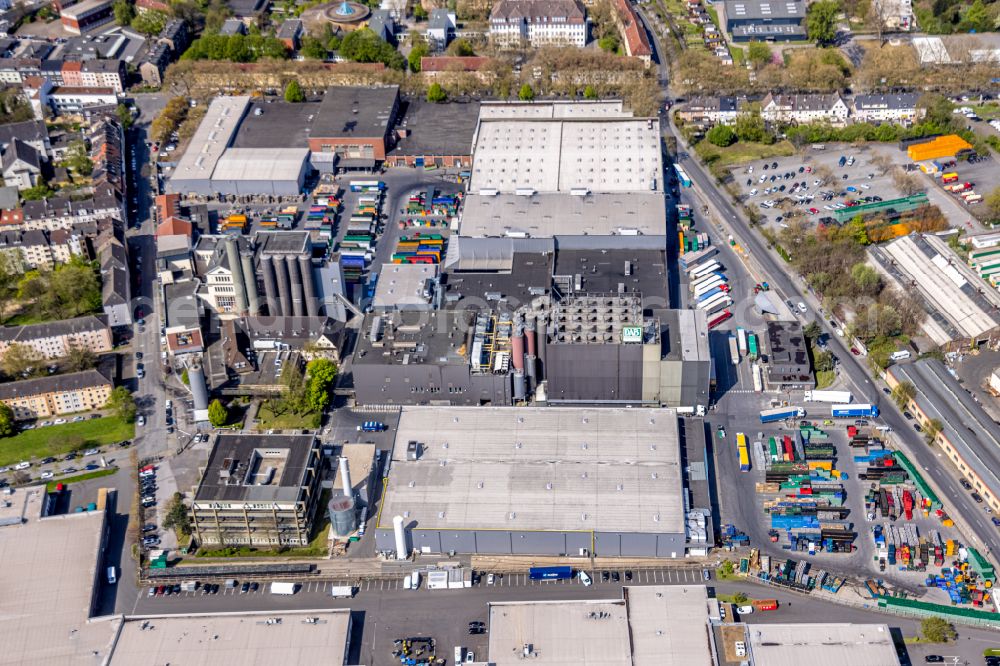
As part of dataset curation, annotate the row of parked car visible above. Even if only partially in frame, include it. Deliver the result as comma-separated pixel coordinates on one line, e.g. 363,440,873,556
139,465,161,548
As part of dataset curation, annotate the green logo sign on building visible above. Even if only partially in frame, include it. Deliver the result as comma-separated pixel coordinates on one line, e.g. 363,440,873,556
621,326,642,343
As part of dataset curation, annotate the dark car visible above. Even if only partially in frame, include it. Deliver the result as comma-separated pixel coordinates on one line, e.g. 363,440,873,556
251,582,259,592
611,572,620,582
961,479,973,490
602,571,610,582
624,571,633,581
469,626,485,635
172,584,181,595
241,582,250,593
991,517,1000,527
771,161,778,169
142,524,157,533
903,411,914,420
85,464,99,471
924,657,943,663
972,492,985,503
40,457,56,464
155,585,165,596
63,453,77,461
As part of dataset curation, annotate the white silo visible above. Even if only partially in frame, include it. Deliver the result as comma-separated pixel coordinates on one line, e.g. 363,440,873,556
393,515,407,560
339,456,353,501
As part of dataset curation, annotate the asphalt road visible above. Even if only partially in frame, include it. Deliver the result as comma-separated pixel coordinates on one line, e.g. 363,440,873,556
667,121,1000,568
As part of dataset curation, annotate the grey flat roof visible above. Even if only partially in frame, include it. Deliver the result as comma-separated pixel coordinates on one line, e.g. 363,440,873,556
871,235,1000,344
230,101,317,149
0,501,119,663
627,585,713,666
478,100,632,120
889,359,1000,505
354,309,475,367
194,433,317,504
372,262,438,310
109,610,351,665
171,96,250,185
470,117,662,193
442,250,553,309
256,230,311,255
746,624,899,666
459,192,666,238
390,99,480,157
312,86,398,138
724,0,804,21
553,249,667,297
379,406,685,534
212,147,309,182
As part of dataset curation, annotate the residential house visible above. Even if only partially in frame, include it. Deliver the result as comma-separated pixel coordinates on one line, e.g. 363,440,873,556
97,227,131,327
427,9,456,48
220,18,247,36
676,96,747,125
2,138,41,189
0,120,50,157
852,93,923,124
47,86,118,115
276,18,303,50
0,315,113,361
612,0,651,63
79,59,125,93
0,227,87,272
157,19,189,55
139,42,170,87
366,11,395,45
21,192,122,231
490,0,587,48
0,365,114,420
722,0,806,41
760,93,849,125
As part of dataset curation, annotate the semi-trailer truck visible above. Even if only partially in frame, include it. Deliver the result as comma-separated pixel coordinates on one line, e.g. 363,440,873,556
760,407,805,423
697,292,732,312
831,404,879,418
689,260,722,279
804,390,853,403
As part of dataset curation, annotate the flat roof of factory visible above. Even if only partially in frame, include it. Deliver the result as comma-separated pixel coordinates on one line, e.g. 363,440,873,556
871,234,1000,345
211,147,309,182
478,100,634,120
552,248,668,298
0,495,119,663
458,192,666,238
378,406,684,534
745,624,899,666
354,309,476,367
109,610,352,665
193,433,317,504
486,585,712,666
469,117,662,193
372,263,438,310
171,96,250,185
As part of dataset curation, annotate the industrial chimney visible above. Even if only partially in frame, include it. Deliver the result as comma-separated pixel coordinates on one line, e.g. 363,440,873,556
393,515,407,560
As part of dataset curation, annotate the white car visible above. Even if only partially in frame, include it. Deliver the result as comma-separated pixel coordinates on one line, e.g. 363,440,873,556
487,574,495,585
749,188,758,196
737,605,754,615
14,462,30,470
40,471,53,480
137,415,146,427
758,175,766,183
403,575,412,590
578,571,592,586
54,418,66,425
797,302,808,314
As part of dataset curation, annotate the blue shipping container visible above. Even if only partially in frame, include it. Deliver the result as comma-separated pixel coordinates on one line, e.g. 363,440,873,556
528,566,573,580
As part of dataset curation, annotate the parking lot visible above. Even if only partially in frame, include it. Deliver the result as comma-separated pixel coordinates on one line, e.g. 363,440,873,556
729,142,1000,234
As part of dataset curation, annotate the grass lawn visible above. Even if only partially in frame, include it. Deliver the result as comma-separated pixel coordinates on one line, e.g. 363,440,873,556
45,466,117,492
815,369,836,389
729,44,745,65
255,402,321,431
695,139,796,167
971,103,1000,120
0,416,134,467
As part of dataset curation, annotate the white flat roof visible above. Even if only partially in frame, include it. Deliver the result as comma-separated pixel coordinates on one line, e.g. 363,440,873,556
459,192,666,238
747,624,899,666
372,263,438,309
0,492,119,664
110,610,352,665
470,118,662,193
478,100,632,119
488,599,631,666
211,147,310,182
380,407,684,534
627,585,713,666
171,96,250,184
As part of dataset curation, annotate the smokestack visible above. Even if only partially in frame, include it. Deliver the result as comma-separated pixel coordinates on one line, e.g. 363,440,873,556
286,255,304,317
339,456,353,501
225,237,248,314
240,250,261,315
393,515,407,560
300,256,319,317
261,255,281,316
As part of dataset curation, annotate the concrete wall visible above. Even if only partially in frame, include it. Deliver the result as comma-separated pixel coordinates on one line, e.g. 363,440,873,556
375,528,686,557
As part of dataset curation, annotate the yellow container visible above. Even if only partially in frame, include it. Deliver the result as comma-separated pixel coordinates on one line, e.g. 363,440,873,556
943,519,954,527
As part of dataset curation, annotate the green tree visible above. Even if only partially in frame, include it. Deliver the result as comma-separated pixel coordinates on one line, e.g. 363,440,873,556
447,38,475,56
807,0,841,45
718,560,735,577
66,140,93,176
891,380,916,409
426,82,447,103
814,349,834,372
706,124,737,147
283,79,305,102
985,186,1000,224
106,386,137,423
408,33,430,72
305,358,338,413
115,103,134,129
114,0,136,26
598,34,620,52
583,85,598,100
208,399,228,427
924,417,944,443
734,107,769,143
338,28,405,69
0,342,41,378
803,321,822,340
920,617,957,643
65,344,96,372
181,368,189,385
962,0,992,33
746,41,771,67
732,591,749,604
300,35,328,60
131,9,167,35
0,403,15,437
21,180,53,201
518,84,535,101
162,491,191,535
850,262,881,296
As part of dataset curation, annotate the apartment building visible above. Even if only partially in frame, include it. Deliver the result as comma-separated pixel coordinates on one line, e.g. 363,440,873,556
490,0,588,48
0,228,87,272
20,189,122,232
0,365,113,420
852,93,923,124
760,93,850,125
0,315,113,361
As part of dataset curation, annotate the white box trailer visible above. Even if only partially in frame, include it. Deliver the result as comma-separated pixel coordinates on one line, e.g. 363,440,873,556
804,390,853,403
270,582,298,595
330,585,355,598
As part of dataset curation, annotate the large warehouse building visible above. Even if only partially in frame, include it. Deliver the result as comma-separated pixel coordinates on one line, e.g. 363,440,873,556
374,406,693,558
168,96,310,196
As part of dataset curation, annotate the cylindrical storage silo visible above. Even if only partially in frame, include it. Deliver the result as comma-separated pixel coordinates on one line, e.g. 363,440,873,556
286,255,304,317
513,369,526,400
225,237,248,314
525,355,537,380
261,255,281,316
240,250,261,315
525,314,536,357
536,313,547,381
511,323,525,371
339,456,353,500
188,362,210,410
299,256,319,317
274,255,292,315
393,515,408,560
328,495,357,537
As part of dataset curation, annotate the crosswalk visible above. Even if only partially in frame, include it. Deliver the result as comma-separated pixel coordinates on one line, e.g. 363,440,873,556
144,567,709,600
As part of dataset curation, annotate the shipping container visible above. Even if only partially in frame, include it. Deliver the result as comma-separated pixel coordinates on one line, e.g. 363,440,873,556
831,404,879,418
529,566,573,580
707,310,732,329
804,390,853,403
697,293,732,313
729,334,740,365
689,260,722,279
760,407,805,423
